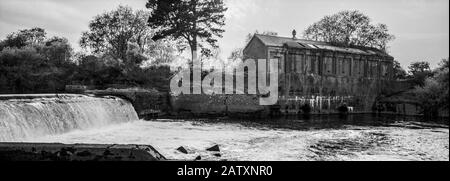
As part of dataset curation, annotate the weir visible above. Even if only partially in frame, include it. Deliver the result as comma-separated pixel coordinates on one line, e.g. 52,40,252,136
0,94,139,142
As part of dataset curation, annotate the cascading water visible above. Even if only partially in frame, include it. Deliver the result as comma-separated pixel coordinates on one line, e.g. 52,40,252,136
0,94,139,142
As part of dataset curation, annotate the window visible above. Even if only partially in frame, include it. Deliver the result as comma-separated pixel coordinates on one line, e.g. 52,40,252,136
382,64,388,76
325,57,333,74
310,55,316,74
296,54,303,73
338,58,344,75
276,56,283,73
346,58,352,76
307,44,316,49
297,43,306,48
291,54,296,72
332,57,337,74
353,59,359,77
306,56,311,73
360,60,364,76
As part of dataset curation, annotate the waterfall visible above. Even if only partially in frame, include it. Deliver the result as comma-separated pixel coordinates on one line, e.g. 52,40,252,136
0,94,138,142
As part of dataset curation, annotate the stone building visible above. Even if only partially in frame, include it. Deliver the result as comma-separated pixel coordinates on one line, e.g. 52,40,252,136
243,33,395,114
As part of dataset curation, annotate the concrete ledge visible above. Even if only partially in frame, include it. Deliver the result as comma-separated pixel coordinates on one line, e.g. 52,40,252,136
0,142,166,161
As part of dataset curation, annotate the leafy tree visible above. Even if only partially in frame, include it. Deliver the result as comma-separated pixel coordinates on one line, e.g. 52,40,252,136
436,58,449,72
80,5,180,69
80,6,152,61
143,39,182,65
0,28,76,93
408,61,431,75
303,10,395,51
1,28,46,49
407,61,432,86
42,36,73,65
392,60,407,80
413,58,449,120
146,0,227,61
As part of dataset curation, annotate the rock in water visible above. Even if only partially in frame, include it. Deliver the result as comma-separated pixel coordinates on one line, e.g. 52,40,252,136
176,146,188,154
206,145,220,152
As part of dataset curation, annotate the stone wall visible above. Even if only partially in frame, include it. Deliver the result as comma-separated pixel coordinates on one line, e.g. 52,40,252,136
86,88,169,118
169,94,265,116
268,46,393,114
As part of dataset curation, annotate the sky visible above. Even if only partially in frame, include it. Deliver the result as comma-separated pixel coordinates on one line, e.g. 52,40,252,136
0,0,448,69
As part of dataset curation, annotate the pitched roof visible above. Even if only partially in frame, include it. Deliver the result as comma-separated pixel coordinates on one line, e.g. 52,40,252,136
252,34,392,58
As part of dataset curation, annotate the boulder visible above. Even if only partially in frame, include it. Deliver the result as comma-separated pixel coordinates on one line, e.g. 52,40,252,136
176,146,188,154
206,145,220,152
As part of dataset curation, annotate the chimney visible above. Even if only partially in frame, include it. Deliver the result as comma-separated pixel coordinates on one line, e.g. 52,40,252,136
292,29,297,39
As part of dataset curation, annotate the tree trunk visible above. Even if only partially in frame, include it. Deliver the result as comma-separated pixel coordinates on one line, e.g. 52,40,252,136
190,38,201,94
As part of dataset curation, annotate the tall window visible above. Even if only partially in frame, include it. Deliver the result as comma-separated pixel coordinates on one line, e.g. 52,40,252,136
296,54,303,73
306,55,311,73
346,58,352,76
359,59,364,77
310,55,316,74
353,59,359,77
332,57,337,74
338,57,344,75
291,54,296,73
325,57,333,74
277,55,284,73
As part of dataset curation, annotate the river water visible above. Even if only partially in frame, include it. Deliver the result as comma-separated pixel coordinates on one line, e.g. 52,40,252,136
0,95,138,141
1,95,448,161
28,116,450,161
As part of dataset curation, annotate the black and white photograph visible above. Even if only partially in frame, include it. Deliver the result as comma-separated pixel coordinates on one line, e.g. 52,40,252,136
0,0,448,171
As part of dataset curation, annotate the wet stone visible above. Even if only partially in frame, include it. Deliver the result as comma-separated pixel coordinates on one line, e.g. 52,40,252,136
206,145,220,152
176,146,188,154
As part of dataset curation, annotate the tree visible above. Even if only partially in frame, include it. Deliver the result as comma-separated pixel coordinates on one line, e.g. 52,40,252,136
146,0,227,62
413,58,449,120
0,28,77,93
408,61,431,75
80,6,152,61
80,5,180,69
407,61,432,86
0,46,44,93
392,60,407,80
303,10,395,51
144,38,183,65
43,36,73,65
1,27,46,50
437,58,449,72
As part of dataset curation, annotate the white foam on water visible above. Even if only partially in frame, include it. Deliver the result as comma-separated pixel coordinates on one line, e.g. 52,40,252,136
28,120,449,161
0,95,138,141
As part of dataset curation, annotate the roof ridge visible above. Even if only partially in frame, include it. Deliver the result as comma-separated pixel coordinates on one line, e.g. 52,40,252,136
254,33,387,53
255,33,309,41
254,33,334,45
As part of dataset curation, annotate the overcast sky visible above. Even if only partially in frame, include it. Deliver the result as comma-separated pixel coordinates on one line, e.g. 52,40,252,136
0,0,448,68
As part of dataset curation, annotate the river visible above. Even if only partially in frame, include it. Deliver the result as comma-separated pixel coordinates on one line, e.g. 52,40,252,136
1,95,448,161
28,117,449,161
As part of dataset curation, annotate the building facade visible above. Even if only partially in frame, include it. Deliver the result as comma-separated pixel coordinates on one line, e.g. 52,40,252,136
243,34,395,114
